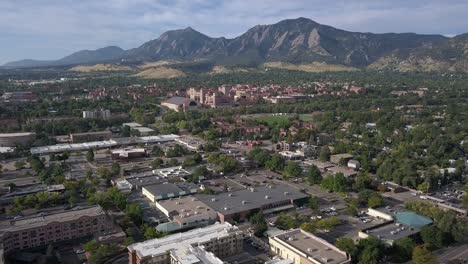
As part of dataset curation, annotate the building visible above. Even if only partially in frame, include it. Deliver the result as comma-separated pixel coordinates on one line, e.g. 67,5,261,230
187,88,234,108
122,123,155,136
161,97,199,112
82,109,111,120
0,206,118,255
347,160,360,170
127,222,244,264
69,131,112,143
0,132,35,147
155,196,218,233
111,148,147,160
359,208,433,246
269,229,351,264
275,141,293,152
1,92,38,103
142,182,198,202
329,154,353,164
152,166,191,179
326,166,358,178
196,184,308,223
0,184,65,205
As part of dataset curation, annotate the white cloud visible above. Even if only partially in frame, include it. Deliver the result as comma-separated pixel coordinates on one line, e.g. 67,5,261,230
1,0,468,63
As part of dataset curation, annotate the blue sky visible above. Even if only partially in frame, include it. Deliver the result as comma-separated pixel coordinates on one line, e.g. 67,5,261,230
1,0,468,64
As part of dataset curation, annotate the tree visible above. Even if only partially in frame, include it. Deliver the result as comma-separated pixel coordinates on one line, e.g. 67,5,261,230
368,194,383,208
249,212,267,236
151,158,164,169
14,161,26,170
336,237,358,259
319,146,331,161
300,222,316,233
86,149,95,162
193,165,208,179
393,237,415,262
111,162,120,176
307,196,320,210
412,246,438,264
265,154,285,172
282,161,303,179
307,165,322,185
125,203,143,225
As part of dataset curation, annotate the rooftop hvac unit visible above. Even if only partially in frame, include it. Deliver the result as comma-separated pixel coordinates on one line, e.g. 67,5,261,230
228,193,233,197
224,207,229,211
242,200,247,204
284,192,289,195
211,198,217,202
265,195,269,199
288,237,294,241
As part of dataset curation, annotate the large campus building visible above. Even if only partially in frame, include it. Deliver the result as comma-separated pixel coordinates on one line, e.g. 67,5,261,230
161,97,199,112
0,206,118,255
196,184,308,223
269,229,351,264
128,222,244,264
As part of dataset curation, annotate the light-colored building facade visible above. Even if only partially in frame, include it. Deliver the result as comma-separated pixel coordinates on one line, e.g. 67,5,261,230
128,222,244,264
269,229,351,264
82,109,111,120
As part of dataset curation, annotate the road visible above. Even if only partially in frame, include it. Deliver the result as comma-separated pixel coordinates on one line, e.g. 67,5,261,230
436,243,468,263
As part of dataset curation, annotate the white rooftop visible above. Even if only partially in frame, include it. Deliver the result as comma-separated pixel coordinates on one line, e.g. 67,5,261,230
128,222,239,260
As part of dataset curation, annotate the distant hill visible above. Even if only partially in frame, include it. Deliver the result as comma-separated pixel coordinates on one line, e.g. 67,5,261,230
4,18,468,72
3,46,124,68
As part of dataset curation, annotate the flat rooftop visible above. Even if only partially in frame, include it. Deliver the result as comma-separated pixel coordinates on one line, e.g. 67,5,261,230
365,222,420,242
0,206,106,236
128,222,241,259
157,196,217,221
273,229,349,264
196,183,308,215
144,183,198,200
0,132,34,137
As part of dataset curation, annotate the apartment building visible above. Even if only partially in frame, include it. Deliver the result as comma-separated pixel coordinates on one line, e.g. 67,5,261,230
0,206,116,255
269,229,351,264
128,222,244,264
82,109,111,120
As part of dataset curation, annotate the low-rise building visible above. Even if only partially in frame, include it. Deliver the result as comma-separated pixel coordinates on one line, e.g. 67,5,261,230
347,160,360,170
269,229,351,264
0,206,118,255
161,97,199,112
155,196,218,233
111,148,147,160
142,182,198,202
152,166,191,179
69,131,112,143
127,222,244,264
330,154,353,164
82,109,111,120
0,132,36,147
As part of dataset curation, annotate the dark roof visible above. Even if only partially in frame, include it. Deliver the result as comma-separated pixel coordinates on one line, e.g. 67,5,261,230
196,183,308,215
163,97,192,106
144,183,198,200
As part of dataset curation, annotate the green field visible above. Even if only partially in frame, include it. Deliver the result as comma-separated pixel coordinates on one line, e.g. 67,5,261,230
254,114,314,126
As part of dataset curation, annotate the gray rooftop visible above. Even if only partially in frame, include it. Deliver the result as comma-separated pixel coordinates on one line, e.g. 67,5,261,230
196,184,308,215
144,183,198,200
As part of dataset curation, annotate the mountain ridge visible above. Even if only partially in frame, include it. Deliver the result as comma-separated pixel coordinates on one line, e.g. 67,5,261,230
3,17,467,72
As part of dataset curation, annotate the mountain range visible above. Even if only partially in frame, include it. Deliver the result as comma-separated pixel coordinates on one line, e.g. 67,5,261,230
3,17,468,72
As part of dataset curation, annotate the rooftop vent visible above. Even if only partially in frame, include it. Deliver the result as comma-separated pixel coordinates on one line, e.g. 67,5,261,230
288,237,294,241
211,198,217,202
265,195,269,199
224,207,229,211
228,193,233,197
284,192,289,195
242,200,247,204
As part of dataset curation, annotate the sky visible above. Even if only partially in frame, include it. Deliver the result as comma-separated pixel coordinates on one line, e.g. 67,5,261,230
1,0,468,64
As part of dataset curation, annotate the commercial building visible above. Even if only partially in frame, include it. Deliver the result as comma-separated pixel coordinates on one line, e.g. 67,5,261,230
1,92,38,103
128,222,244,264
161,97,199,112
111,148,147,160
123,123,155,136
269,229,351,264
0,132,36,147
0,206,118,255
82,109,111,120
359,208,433,246
155,196,218,233
142,182,198,202
152,166,191,179
70,131,112,143
197,184,308,223
0,184,65,205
